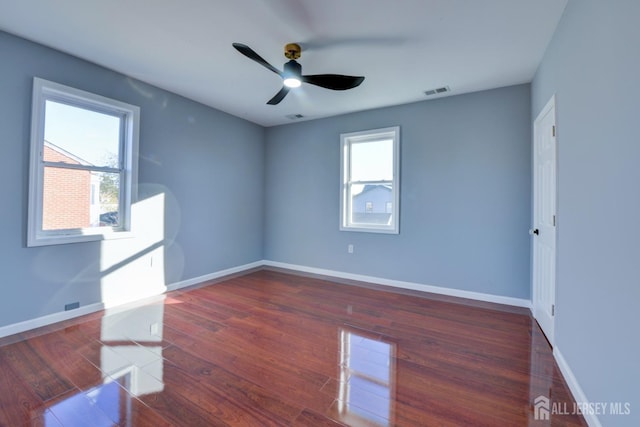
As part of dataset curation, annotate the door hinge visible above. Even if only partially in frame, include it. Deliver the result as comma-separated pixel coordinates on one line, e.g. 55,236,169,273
553,215,556,226
551,304,555,316
552,125,556,137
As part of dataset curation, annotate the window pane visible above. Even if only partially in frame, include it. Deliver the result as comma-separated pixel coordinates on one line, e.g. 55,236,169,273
350,139,393,181
43,100,121,167
350,183,393,225
96,172,121,226
43,167,120,230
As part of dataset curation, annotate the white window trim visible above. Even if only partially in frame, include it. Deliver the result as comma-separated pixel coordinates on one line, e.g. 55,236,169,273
340,126,400,234
27,77,140,247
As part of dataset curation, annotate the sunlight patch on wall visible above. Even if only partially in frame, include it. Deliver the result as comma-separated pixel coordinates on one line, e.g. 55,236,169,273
100,192,166,307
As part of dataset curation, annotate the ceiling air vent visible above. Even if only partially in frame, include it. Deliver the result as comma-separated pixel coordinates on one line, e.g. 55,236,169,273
285,114,304,120
424,86,450,96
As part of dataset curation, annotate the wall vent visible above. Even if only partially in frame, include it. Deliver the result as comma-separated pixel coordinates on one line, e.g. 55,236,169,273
65,302,80,311
424,86,450,96
285,114,304,120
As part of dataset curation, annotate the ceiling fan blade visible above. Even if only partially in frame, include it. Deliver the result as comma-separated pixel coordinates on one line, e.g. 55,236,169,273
302,74,364,90
267,86,290,105
232,43,281,75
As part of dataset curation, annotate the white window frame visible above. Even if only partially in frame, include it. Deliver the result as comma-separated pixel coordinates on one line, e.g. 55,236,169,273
27,77,140,247
340,126,400,234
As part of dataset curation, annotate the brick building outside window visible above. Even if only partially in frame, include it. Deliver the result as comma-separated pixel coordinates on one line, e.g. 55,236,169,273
42,140,101,230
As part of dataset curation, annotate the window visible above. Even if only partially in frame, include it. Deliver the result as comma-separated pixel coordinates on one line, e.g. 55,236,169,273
365,201,373,213
340,126,400,233
28,78,139,246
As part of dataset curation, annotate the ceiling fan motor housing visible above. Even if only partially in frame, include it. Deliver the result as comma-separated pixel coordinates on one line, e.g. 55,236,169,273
283,59,302,79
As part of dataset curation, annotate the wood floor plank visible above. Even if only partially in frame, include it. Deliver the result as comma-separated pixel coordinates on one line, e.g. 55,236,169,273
0,269,587,426
294,408,348,426
137,360,286,427
161,345,304,424
132,362,229,427
18,330,105,391
0,340,75,402
177,329,337,415
43,387,118,427
0,353,46,426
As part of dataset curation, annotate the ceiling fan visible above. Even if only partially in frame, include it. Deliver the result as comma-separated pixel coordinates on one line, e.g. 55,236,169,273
232,42,365,105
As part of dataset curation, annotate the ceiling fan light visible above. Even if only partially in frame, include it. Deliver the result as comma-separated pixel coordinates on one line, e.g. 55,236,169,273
283,77,301,88
283,59,302,88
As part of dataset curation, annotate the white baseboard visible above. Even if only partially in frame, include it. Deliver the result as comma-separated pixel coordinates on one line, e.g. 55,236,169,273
0,301,106,340
553,347,601,427
0,259,530,339
0,260,263,340
165,260,264,292
262,260,531,309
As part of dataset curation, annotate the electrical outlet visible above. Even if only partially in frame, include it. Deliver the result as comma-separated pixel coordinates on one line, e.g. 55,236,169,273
150,322,160,336
348,244,354,254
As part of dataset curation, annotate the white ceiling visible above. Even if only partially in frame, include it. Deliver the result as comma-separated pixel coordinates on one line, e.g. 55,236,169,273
0,0,567,127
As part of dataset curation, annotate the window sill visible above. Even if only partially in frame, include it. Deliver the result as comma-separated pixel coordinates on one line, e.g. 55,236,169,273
340,225,399,234
27,230,135,247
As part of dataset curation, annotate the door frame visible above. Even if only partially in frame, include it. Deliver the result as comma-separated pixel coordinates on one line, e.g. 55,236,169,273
532,94,558,346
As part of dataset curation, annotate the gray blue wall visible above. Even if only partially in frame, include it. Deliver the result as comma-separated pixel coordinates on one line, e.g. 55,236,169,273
264,84,532,299
532,1,639,425
0,31,264,327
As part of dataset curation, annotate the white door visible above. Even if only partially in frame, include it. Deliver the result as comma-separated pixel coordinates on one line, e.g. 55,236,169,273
532,95,557,345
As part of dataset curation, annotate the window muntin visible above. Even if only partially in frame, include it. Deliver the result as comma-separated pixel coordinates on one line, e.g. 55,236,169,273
340,126,400,233
28,78,139,246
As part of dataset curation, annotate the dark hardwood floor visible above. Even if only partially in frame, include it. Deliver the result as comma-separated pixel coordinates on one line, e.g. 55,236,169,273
0,269,586,426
